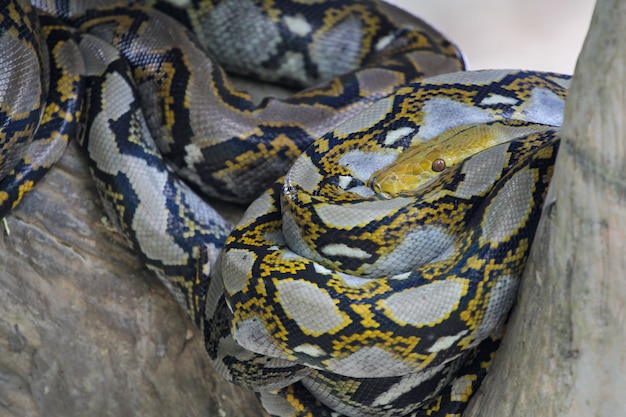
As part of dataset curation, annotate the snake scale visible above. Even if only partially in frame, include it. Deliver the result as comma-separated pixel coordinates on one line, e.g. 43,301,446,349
0,0,569,416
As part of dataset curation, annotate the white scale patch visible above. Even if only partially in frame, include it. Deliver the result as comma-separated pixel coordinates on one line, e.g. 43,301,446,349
473,275,517,344
205,0,280,72
321,243,371,260
281,248,304,260
238,190,274,225
326,346,414,378
424,69,514,86
234,317,286,359
391,272,411,281
293,343,326,358
332,95,394,137
367,227,456,276
282,210,324,262
221,248,256,295
481,166,535,244
454,143,509,198
356,67,403,97
200,243,215,278
276,279,348,335
427,330,468,353
258,390,304,417
183,142,205,167
102,72,133,119
338,271,372,287
338,150,398,183
313,263,333,275
420,97,496,141
311,16,362,81
381,279,467,326
522,87,566,126
337,175,353,189
450,374,474,402
55,39,85,78
275,51,307,84
375,33,395,51
283,14,312,36
480,93,519,106
371,361,448,406
263,231,286,246
216,333,256,363
24,131,67,166
79,36,121,76
314,197,412,229
346,185,376,198
384,126,415,145
286,153,322,192
204,262,228,319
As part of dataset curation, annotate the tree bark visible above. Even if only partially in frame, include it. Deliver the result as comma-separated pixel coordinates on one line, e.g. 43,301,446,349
0,142,265,417
464,0,626,415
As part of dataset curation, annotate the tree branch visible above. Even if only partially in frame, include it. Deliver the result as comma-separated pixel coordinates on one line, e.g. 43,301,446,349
464,0,626,414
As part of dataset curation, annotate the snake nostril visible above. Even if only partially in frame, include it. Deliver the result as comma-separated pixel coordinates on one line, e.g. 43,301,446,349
432,158,446,172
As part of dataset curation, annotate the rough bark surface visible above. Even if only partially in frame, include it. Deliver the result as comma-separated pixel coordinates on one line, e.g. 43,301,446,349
0,142,265,417
464,0,626,415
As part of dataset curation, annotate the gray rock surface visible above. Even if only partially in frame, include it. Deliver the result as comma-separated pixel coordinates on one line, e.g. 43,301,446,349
0,142,265,417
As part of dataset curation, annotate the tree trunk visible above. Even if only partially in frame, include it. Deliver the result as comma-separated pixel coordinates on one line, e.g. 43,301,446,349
0,142,265,417
464,0,626,415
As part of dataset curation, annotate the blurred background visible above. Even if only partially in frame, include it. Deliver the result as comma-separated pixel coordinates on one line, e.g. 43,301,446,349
386,0,596,74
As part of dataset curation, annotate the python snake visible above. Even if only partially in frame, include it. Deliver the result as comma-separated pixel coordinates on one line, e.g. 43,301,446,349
0,1,569,416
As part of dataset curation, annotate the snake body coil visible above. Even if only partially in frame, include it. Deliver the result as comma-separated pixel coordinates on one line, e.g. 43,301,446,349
0,1,569,416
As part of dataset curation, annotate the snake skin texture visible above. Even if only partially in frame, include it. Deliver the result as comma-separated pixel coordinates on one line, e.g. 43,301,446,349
0,1,570,416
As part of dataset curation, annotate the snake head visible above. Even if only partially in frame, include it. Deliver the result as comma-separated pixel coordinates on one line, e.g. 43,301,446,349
369,121,544,197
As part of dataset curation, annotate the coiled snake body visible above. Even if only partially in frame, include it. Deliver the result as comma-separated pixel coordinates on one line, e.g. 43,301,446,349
0,1,569,416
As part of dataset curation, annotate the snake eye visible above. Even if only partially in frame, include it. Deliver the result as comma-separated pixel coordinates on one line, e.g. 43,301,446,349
431,158,446,172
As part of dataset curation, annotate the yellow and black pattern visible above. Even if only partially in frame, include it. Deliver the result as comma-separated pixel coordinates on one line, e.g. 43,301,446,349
67,0,464,203
0,13,84,217
0,0,48,210
216,70,568,416
0,1,570,416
